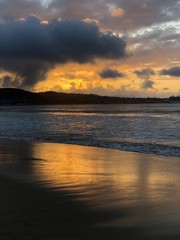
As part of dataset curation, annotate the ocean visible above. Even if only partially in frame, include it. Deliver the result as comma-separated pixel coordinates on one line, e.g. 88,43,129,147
0,103,180,156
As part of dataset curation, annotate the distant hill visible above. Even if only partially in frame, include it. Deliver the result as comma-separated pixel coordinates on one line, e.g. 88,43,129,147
0,88,179,105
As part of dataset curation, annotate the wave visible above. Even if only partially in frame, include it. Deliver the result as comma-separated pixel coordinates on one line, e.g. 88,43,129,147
1,104,180,116
1,135,180,157
0,104,179,157
1,109,180,116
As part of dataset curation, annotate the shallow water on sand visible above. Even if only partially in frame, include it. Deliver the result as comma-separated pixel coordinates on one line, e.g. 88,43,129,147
0,139,180,237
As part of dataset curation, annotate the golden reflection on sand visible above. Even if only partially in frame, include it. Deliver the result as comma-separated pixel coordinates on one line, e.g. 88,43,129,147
32,143,140,204
0,139,179,228
32,142,180,214
34,143,104,189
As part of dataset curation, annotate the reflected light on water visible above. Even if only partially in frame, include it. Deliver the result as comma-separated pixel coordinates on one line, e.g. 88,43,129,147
0,139,180,229
32,143,146,209
32,142,180,227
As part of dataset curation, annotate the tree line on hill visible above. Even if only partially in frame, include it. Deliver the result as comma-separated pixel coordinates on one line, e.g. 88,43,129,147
0,88,179,105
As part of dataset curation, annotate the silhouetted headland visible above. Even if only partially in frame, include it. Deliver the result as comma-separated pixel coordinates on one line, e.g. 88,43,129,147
0,88,179,105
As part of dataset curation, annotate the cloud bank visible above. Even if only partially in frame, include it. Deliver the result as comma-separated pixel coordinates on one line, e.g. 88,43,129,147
0,16,126,88
1,0,180,31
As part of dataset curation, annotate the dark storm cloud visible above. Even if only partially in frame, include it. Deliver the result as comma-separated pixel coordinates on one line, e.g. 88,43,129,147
0,16,126,87
160,66,180,77
134,69,155,78
0,57,53,88
99,69,124,79
0,75,18,88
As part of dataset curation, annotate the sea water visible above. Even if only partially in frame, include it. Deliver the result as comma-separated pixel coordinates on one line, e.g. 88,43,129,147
0,103,179,156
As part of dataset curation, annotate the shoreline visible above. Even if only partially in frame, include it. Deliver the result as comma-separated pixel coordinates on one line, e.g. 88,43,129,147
0,136,179,157
0,138,180,239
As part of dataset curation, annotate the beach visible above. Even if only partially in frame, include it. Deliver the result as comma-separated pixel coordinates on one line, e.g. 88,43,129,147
0,138,180,239
0,0,180,238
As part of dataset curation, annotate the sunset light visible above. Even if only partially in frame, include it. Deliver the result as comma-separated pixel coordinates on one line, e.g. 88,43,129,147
0,1,180,240
0,0,179,97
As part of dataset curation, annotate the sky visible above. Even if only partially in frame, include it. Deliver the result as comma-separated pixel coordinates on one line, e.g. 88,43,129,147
0,0,179,97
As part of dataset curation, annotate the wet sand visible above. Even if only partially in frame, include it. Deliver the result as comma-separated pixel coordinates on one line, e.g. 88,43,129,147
0,139,180,239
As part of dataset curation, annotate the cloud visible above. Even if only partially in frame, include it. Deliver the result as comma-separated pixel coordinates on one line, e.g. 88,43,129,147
160,66,180,77
1,0,180,32
0,0,45,21
134,68,155,90
111,8,125,18
48,0,112,22
126,25,180,70
142,79,154,89
134,68,155,79
0,75,18,88
109,0,180,31
99,69,124,79
132,27,180,43
0,16,126,88
48,0,180,32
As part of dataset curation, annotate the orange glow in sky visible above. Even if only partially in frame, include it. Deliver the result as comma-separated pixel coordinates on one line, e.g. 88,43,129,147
0,1,179,97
